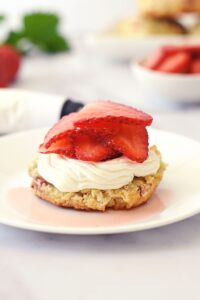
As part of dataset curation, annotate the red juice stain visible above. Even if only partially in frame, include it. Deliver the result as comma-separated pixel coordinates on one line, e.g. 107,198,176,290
5,187,169,228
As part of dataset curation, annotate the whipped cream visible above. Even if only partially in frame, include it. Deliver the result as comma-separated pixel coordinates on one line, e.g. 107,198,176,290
38,150,160,192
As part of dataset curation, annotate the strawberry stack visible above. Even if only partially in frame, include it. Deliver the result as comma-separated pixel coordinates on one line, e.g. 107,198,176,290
40,101,153,163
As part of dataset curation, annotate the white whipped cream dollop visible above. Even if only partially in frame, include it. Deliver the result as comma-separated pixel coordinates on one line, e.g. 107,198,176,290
38,150,160,192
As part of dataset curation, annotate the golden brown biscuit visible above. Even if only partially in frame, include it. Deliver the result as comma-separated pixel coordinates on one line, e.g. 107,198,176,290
104,16,186,36
139,0,200,17
29,146,166,212
189,22,200,34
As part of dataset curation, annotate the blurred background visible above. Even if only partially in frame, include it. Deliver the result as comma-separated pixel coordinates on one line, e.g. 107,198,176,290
0,0,200,137
1,0,137,33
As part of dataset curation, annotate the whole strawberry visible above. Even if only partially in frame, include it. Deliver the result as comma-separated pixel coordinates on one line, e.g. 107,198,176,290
0,45,21,87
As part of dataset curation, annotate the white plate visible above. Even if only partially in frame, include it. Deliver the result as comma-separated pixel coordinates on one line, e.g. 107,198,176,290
0,128,200,235
84,35,200,60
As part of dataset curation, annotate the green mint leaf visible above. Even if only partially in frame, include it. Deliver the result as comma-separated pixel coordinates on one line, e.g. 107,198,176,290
23,12,59,43
38,34,70,53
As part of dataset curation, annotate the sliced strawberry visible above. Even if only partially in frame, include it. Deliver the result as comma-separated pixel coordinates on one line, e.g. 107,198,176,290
156,52,191,73
184,45,200,53
42,101,152,151
109,124,148,162
39,101,152,163
183,46,200,59
190,58,200,74
74,132,120,162
39,136,75,158
43,112,78,149
143,48,167,70
77,120,119,136
75,101,152,127
162,45,200,56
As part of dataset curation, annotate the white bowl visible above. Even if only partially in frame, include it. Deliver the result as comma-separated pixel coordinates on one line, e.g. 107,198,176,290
132,61,200,103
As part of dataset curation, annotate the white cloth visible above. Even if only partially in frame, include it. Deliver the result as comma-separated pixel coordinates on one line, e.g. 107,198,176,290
1,53,200,300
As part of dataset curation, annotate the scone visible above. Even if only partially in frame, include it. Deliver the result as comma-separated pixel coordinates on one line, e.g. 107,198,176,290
29,101,165,212
189,22,200,35
104,16,186,36
139,0,200,17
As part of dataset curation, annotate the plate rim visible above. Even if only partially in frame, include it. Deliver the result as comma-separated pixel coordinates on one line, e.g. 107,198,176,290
0,206,200,235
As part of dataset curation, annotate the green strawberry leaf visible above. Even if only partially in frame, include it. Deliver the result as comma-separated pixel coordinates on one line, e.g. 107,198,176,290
4,12,70,54
23,13,59,43
38,34,70,53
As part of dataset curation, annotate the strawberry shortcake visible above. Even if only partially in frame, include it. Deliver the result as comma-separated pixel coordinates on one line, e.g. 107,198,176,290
104,16,186,37
139,0,200,17
29,101,165,211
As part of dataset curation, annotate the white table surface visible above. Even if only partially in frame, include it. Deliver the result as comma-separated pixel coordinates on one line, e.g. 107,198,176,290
1,52,200,300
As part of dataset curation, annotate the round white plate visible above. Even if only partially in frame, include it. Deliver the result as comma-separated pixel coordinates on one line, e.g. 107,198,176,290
0,128,200,234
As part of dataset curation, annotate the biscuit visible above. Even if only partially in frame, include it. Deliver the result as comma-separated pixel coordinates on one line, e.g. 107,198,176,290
104,16,186,36
29,146,166,212
139,0,200,17
189,22,200,34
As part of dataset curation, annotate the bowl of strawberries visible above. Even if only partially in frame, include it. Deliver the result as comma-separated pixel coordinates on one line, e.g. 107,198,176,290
132,45,200,103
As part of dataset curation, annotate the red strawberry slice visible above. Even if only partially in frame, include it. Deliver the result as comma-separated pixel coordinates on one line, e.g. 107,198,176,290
39,136,75,158
190,58,200,74
74,132,120,162
183,45,200,54
43,112,78,149
143,48,167,70
76,120,119,136
162,45,200,56
156,52,191,73
75,101,152,128
42,106,122,150
109,124,148,162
